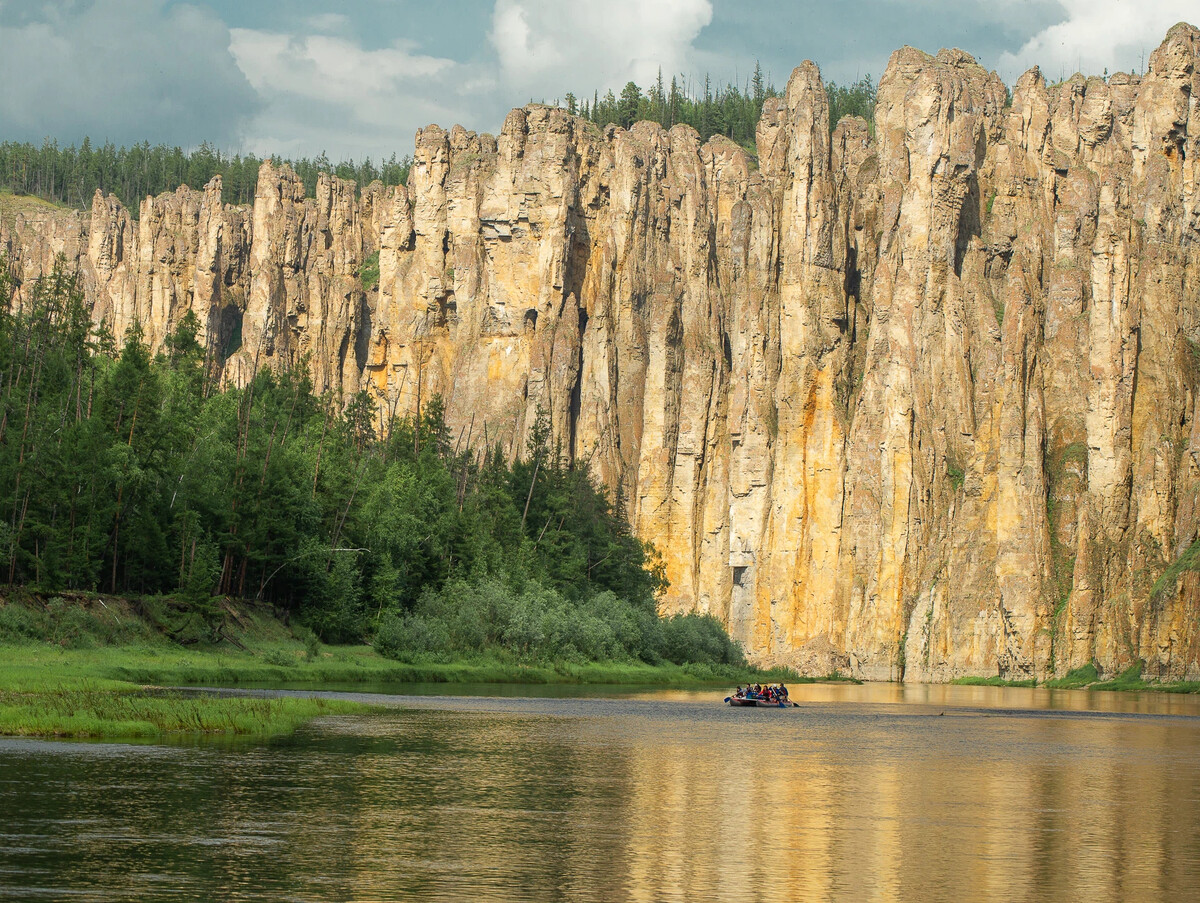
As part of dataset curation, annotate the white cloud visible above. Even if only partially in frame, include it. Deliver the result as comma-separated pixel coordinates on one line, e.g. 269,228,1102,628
997,0,1196,81
229,28,465,159
489,0,714,97
0,0,257,149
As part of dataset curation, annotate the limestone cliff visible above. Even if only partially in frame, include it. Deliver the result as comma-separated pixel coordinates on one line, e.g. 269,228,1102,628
4,24,1200,681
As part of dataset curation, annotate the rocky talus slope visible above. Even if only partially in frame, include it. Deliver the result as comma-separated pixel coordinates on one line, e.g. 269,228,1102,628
4,25,1200,681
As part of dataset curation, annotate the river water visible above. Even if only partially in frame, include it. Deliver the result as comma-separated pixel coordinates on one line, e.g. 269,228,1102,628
1,682,1198,902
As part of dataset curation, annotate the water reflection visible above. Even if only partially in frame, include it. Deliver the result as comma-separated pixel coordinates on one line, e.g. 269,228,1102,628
1,687,1198,902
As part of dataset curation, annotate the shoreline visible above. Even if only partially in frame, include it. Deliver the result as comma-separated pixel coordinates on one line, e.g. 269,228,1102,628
0,641,832,741
4,641,1196,743
2,592,1196,742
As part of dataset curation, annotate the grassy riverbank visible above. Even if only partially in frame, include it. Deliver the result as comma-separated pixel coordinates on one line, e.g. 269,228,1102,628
0,684,367,741
952,661,1200,694
0,594,823,739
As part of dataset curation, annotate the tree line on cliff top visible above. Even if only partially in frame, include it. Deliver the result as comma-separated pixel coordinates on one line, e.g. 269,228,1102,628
571,66,875,147
0,140,413,214
0,259,741,667
0,71,875,214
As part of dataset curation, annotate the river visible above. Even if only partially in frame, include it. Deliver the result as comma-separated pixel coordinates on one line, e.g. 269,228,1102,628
1,682,1198,902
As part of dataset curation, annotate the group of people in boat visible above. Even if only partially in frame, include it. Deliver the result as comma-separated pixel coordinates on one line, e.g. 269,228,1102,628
734,682,789,703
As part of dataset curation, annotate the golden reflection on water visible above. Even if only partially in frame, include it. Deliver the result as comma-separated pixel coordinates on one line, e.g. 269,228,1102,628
305,686,1200,903
1,685,1198,902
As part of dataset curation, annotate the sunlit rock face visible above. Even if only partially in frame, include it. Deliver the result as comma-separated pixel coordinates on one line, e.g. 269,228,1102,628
4,25,1200,681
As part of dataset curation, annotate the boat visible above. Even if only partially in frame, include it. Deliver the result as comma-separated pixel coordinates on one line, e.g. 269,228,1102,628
725,694,795,708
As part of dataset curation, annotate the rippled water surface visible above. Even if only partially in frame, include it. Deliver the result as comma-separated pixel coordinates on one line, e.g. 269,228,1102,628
2,683,1199,902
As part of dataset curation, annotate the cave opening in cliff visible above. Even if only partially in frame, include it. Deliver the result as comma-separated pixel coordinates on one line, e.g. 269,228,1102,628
843,245,860,315
954,175,983,278
437,293,456,329
568,308,588,460
354,294,372,371
211,303,243,361
730,565,753,630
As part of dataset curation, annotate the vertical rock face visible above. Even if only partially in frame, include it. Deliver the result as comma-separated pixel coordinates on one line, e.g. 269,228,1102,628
4,24,1200,680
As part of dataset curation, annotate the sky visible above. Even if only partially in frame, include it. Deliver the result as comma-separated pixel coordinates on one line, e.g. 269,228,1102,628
0,0,1194,162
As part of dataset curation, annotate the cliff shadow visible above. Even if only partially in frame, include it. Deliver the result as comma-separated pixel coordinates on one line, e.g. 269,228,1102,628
209,301,244,363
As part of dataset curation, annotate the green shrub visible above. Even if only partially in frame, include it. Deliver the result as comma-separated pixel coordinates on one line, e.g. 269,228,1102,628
358,251,381,292
657,612,744,666
136,596,216,646
1093,661,1145,690
263,648,294,667
374,612,452,661
0,603,49,642
370,576,743,668
1044,661,1099,689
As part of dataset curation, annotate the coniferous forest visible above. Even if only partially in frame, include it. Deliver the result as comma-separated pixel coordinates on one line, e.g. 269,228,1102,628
0,260,741,667
0,73,876,216
572,68,875,145
0,140,412,214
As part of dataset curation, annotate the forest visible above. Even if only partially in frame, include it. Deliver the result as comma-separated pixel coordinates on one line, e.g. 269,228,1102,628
575,67,876,146
0,72,876,213
0,140,411,215
0,259,741,668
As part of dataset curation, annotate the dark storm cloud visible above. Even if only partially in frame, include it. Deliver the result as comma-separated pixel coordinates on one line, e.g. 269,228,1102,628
0,0,260,149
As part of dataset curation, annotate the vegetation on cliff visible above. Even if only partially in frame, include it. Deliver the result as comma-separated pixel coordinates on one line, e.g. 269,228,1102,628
574,67,876,148
0,139,411,214
575,66,779,148
0,259,740,669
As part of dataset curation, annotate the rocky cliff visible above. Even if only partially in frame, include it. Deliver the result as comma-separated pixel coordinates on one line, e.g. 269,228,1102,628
4,24,1200,681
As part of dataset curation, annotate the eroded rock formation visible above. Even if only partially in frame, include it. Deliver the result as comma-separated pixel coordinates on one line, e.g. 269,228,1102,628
4,24,1200,681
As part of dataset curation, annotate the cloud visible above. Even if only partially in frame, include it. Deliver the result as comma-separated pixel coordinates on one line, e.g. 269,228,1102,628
489,0,714,97
997,0,1196,81
228,27,467,160
0,0,258,149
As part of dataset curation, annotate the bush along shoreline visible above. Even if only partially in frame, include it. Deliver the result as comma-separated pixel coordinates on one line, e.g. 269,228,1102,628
0,593,832,740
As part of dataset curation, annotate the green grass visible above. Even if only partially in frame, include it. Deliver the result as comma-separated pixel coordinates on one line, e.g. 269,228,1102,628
946,463,965,492
0,620,378,740
1092,661,1145,691
1043,662,1099,689
0,594,863,740
1155,681,1200,694
0,189,67,220
952,675,1038,688
0,684,367,740
951,660,1200,694
0,642,850,693
1039,660,1199,693
1150,536,1200,602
